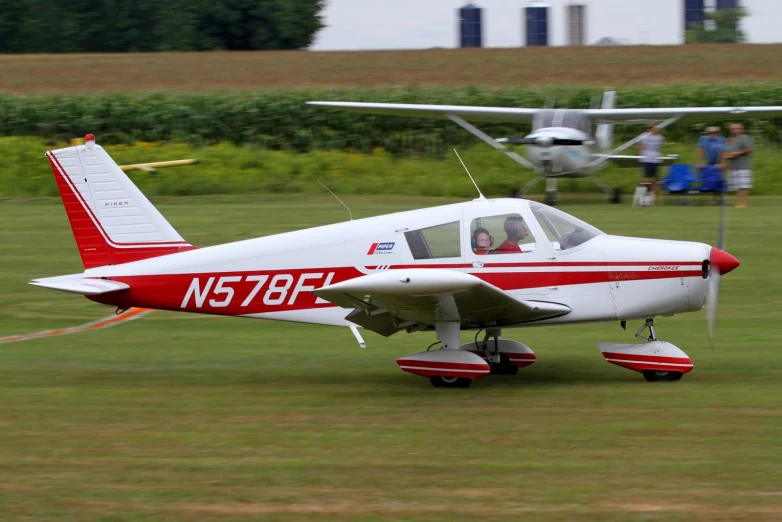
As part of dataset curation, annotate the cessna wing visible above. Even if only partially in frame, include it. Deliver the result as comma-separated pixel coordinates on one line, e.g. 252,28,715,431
308,101,782,125
307,101,539,123
584,106,782,125
313,269,570,337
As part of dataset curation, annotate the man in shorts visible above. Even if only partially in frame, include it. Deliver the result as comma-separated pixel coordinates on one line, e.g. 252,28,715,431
723,122,754,208
638,123,665,207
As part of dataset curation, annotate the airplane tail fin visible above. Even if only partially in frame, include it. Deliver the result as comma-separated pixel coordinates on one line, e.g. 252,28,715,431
595,90,616,152
47,135,195,269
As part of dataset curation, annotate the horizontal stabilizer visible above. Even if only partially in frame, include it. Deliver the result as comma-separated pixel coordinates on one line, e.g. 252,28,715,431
29,274,130,296
594,154,680,168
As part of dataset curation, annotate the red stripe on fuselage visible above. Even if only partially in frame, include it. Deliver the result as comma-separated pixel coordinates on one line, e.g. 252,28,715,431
89,263,701,317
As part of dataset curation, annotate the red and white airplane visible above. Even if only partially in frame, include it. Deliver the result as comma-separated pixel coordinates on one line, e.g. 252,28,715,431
30,135,740,388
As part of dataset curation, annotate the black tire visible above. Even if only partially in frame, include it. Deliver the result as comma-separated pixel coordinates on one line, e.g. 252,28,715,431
642,370,683,382
490,354,520,375
430,376,472,388
611,188,622,204
545,191,558,207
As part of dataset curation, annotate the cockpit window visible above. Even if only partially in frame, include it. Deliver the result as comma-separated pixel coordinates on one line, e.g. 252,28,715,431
404,221,461,260
470,214,535,255
530,202,603,251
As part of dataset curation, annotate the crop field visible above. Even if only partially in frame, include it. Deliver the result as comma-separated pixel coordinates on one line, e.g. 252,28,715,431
1,194,781,521
3,44,782,93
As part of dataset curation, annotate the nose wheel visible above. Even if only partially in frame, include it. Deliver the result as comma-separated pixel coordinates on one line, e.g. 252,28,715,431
642,369,684,382
430,376,473,388
598,319,694,382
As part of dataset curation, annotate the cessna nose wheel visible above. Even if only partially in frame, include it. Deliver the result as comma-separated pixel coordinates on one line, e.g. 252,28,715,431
642,370,684,382
430,376,473,388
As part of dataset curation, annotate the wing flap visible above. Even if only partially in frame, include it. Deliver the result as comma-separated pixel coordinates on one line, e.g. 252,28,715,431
29,274,130,295
314,269,570,336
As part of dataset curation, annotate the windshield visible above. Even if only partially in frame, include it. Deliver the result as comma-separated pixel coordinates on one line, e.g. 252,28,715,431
529,201,603,251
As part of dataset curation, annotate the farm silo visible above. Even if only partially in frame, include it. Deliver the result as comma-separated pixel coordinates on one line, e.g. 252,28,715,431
684,0,705,31
566,4,586,46
524,1,549,47
458,3,483,48
716,0,739,9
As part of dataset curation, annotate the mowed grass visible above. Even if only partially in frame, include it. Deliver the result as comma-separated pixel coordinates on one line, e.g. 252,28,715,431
3,45,782,93
0,194,781,521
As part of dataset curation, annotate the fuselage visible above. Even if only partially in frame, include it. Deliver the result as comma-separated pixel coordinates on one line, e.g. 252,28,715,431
84,198,713,331
524,127,595,176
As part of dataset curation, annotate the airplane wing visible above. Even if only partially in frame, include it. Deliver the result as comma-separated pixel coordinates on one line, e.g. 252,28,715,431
309,101,782,126
584,106,782,125
307,101,540,123
313,269,570,337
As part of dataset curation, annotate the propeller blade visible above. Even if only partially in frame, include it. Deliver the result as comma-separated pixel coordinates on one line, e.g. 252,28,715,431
706,266,721,346
497,137,538,145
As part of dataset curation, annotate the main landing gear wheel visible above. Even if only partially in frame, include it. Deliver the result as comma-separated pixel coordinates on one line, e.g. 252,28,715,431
642,370,683,382
430,376,473,388
490,354,519,375
611,188,622,204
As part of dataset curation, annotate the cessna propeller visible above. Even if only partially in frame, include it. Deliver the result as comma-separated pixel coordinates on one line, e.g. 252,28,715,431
706,201,740,345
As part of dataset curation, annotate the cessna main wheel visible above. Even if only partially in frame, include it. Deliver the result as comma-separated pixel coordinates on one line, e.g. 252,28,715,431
430,376,472,388
642,370,683,382
490,354,520,375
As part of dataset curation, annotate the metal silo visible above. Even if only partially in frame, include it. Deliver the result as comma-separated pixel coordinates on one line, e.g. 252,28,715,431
458,3,483,48
716,0,739,9
524,1,549,47
567,4,586,46
684,0,705,31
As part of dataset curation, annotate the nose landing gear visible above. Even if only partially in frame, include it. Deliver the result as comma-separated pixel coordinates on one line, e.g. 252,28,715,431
598,319,693,382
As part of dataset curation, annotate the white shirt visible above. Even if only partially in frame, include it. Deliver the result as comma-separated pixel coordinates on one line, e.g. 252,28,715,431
640,134,665,164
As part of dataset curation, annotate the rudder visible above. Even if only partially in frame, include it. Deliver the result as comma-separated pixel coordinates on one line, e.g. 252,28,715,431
47,134,195,269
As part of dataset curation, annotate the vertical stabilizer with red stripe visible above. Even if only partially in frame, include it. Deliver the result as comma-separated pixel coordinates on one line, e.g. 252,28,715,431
47,135,195,269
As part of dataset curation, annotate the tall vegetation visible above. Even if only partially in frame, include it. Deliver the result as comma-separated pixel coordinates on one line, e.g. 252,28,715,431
1,85,780,155
0,0,325,52
686,7,748,44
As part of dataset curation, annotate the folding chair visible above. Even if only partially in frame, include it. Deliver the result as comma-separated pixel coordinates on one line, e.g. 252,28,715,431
661,164,697,205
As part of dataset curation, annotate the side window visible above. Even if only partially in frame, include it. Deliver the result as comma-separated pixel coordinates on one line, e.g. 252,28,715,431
470,214,535,256
404,221,461,260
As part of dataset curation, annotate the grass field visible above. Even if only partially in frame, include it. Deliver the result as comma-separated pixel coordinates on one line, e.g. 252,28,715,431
1,194,781,521
3,45,782,93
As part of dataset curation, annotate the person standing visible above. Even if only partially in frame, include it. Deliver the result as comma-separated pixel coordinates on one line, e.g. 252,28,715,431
723,123,754,208
638,123,665,206
697,126,726,168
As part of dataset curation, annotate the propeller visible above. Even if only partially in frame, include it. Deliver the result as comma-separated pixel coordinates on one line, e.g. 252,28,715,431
706,201,740,346
497,137,586,147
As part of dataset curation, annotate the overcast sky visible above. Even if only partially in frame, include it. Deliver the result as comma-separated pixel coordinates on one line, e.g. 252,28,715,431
311,0,781,50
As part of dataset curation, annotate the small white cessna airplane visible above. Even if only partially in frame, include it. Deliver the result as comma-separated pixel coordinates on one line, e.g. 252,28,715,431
31,135,740,388
308,93,782,204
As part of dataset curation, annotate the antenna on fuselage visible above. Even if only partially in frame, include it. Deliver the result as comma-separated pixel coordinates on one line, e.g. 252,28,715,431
453,149,486,201
317,180,353,221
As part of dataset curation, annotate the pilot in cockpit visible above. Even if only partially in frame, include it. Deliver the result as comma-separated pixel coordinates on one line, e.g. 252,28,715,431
492,216,529,254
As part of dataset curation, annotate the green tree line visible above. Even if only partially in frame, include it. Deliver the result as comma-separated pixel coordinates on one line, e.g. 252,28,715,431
0,0,325,53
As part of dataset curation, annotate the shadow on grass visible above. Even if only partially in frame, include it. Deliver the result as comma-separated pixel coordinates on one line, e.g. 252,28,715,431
26,358,645,392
